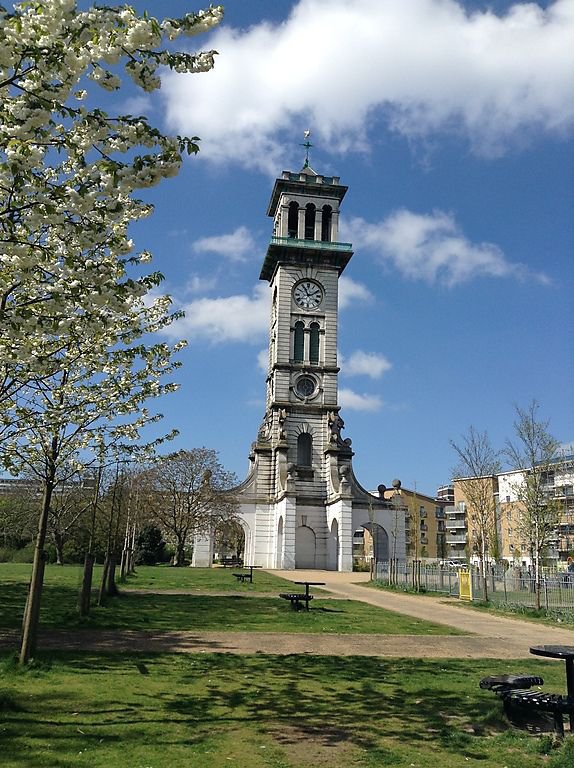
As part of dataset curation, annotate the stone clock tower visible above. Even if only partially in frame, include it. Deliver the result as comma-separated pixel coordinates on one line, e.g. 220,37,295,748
196,165,406,571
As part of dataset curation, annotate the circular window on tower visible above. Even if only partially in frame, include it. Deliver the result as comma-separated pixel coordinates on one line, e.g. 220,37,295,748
295,375,317,399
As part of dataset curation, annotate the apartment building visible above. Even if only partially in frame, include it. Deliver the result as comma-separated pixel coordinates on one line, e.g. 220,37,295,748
381,485,448,561
447,455,574,566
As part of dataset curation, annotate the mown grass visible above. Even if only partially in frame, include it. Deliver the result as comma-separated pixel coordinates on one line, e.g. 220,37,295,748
0,562,293,592
1,652,572,768
0,563,464,635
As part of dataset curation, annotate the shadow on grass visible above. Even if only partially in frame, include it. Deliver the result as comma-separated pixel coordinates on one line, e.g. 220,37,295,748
0,582,460,635
1,652,568,768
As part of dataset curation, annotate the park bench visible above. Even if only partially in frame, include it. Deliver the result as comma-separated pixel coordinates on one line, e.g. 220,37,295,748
221,556,243,568
479,674,574,737
279,592,314,611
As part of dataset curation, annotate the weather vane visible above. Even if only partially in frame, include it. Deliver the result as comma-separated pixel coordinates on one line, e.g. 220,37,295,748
301,129,312,167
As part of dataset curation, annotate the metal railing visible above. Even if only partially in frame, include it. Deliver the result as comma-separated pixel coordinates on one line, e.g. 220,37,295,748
269,236,352,251
372,561,574,610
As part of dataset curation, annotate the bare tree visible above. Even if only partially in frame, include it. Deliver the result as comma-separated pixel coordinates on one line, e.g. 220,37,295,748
451,427,501,600
48,472,93,565
505,401,561,608
140,449,239,566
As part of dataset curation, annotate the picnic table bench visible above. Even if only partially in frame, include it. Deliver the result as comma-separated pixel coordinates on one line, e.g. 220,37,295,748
231,565,261,584
279,592,314,610
480,654,574,738
221,556,243,568
279,581,325,611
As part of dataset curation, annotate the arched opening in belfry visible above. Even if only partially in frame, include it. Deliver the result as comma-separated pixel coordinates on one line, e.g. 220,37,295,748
287,201,299,238
304,203,316,240
293,321,304,362
321,205,332,241
297,432,312,467
309,322,320,363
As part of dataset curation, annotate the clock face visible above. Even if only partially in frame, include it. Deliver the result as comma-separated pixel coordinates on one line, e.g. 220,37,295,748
293,280,323,309
295,376,316,398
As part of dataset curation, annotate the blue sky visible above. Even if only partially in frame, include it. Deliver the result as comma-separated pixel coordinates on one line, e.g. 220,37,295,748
118,0,572,495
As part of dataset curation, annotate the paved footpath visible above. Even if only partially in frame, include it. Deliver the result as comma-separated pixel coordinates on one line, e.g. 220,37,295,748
1,570,572,658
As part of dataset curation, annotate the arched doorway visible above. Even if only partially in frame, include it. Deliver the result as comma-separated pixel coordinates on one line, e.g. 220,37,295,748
276,517,284,569
327,518,339,570
295,525,316,569
213,519,246,564
362,522,389,563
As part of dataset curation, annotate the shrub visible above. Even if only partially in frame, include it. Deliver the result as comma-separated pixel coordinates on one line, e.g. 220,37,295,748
135,525,167,565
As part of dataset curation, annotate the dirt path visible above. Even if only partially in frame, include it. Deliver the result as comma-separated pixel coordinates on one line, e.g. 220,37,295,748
1,570,572,658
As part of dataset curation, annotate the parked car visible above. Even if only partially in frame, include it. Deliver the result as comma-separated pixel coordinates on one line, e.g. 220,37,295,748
440,560,465,569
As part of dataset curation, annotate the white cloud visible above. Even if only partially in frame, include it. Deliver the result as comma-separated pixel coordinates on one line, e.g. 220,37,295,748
257,348,268,373
164,283,270,342
185,274,218,294
341,350,392,379
346,209,550,286
192,226,256,262
338,275,374,309
161,0,574,170
339,388,383,411
119,94,152,116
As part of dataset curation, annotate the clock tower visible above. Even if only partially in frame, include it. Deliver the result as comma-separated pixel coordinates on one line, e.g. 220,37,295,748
230,165,405,571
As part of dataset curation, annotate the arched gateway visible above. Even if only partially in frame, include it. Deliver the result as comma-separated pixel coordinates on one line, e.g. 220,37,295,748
194,164,406,571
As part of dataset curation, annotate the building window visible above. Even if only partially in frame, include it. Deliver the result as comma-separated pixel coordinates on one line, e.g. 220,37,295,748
309,322,320,363
304,203,316,240
321,205,332,241
293,321,304,362
297,433,312,467
288,201,298,238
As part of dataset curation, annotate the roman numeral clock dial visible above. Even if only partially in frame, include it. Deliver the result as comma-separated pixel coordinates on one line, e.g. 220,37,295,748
293,280,323,309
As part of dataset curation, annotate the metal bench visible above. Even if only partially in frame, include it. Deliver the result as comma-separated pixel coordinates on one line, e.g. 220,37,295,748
479,674,574,737
499,689,574,738
279,592,314,611
480,674,544,692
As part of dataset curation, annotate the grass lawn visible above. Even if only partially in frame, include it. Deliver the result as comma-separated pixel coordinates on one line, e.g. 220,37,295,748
0,562,294,593
1,652,572,768
0,563,465,635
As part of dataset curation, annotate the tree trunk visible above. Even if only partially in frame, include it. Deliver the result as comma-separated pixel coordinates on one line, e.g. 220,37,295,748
78,552,95,617
20,478,54,664
106,554,119,596
172,540,185,566
53,531,65,566
98,552,110,606
78,464,102,617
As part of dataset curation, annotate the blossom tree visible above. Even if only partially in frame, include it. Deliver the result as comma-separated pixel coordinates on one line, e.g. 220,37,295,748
0,1,223,663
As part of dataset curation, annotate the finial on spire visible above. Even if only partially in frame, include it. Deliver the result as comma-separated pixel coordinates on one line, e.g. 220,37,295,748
301,130,312,167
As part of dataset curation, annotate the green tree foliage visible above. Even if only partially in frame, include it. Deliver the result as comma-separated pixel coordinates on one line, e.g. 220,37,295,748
139,448,239,567
135,524,167,565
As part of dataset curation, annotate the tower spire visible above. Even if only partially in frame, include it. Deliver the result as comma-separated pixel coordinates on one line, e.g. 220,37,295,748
301,129,312,168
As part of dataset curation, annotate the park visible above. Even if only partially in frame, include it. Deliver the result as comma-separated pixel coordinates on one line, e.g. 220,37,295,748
1,2,573,768
1,561,574,767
